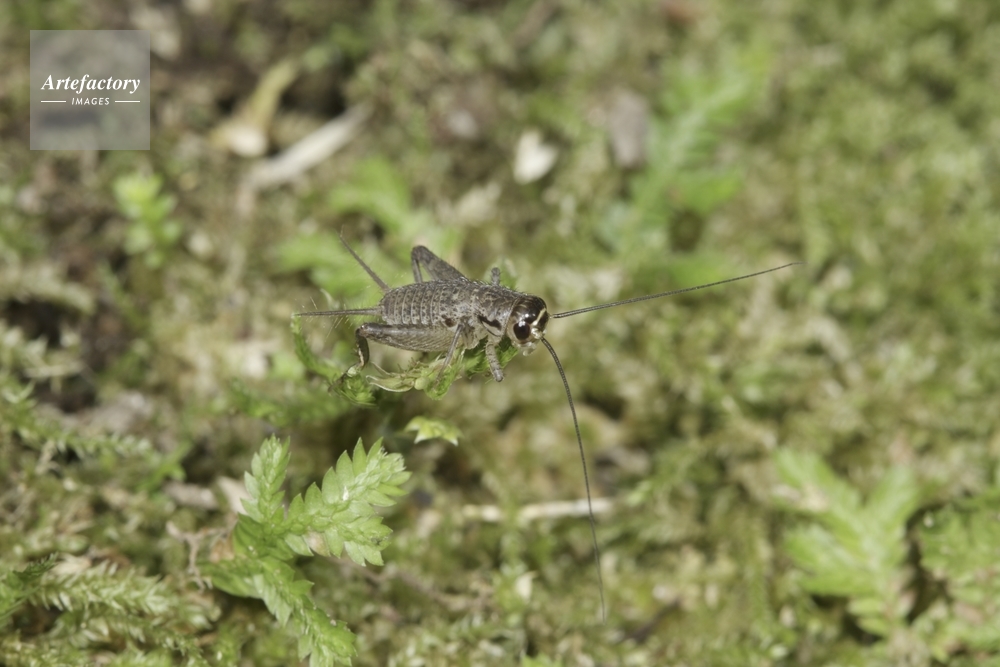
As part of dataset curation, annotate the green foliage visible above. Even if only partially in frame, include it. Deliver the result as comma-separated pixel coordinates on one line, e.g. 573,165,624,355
0,256,95,316
776,449,924,636
275,232,379,299
1,372,215,665
207,436,410,666
26,559,213,662
209,557,355,665
5,0,1000,663
228,377,352,427
917,496,1000,658
405,415,461,445
225,318,354,425
288,315,348,386
328,156,434,238
113,173,182,269
2,376,151,460
0,374,182,498
0,323,83,396
0,556,55,626
604,47,769,284
275,158,459,296
290,314,377,406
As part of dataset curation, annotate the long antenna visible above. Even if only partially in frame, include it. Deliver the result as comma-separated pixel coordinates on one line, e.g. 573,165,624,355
551,263,803,319
540,337,606,622
293,234,390,318
338,232,390,293
294,307,380,317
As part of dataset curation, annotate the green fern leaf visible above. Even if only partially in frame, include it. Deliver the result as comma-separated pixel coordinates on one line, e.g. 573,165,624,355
918,496,1000,653
776,449,924,636
241,436,289,525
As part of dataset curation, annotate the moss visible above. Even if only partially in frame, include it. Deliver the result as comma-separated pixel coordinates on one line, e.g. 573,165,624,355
3,0,1000,664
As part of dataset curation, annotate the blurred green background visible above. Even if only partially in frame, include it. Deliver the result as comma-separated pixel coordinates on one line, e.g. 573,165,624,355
2,0,999,665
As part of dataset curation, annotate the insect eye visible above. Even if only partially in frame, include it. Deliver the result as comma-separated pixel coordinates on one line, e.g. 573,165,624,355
513,320,532,341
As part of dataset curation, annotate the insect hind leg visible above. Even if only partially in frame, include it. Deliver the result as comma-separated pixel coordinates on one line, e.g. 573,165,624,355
352,321,471,386
411,246,468,283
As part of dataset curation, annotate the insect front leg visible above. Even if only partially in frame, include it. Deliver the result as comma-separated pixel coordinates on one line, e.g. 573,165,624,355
331,327,374,387
484,340,504,383
353,328,371,369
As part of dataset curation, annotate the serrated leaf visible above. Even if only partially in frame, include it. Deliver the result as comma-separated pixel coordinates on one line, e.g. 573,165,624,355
276,439,410,565
405,415,462,445
0,556,57,626
295,606,356,667
242,436,289,525
918,500,1000,652
205,560,257,599
343,541,376,566
775,448,860,516
233,519,295,561
214,556,355,663
776,448,924,636
251,558,299,625
868,467,923,534
351,439,368,477
332,366,378,405
321,528,344,557
213,436,401,664
283,533,312,557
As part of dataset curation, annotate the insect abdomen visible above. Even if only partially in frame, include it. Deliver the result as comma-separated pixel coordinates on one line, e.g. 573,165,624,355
378,282,475,327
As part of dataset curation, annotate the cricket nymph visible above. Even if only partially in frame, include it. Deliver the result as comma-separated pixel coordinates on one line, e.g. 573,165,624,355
312,241,551,384
372,282,548,366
